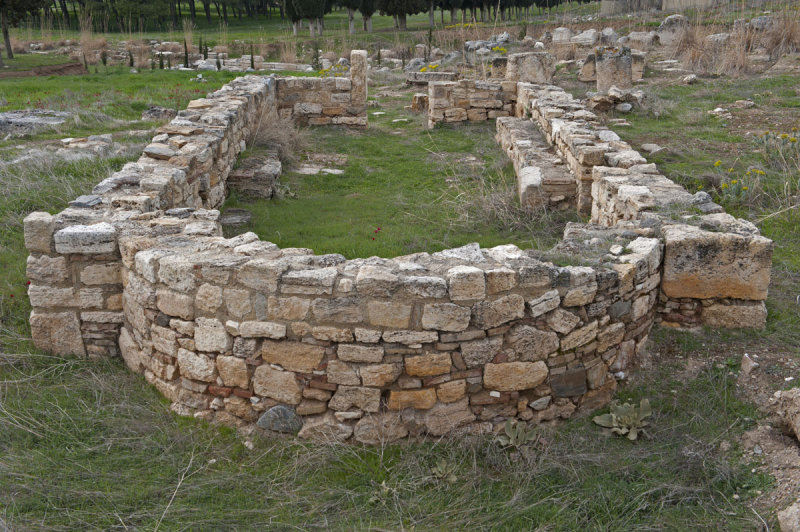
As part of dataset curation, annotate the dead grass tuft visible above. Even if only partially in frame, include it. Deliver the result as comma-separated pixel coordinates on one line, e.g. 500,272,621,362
251,111,308,165
762,13,800,59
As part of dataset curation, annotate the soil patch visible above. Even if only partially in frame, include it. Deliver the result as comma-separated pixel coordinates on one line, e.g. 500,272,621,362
0,62,87,79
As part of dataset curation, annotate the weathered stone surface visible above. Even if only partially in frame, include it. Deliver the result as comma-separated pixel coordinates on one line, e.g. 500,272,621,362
461,336,503,367
157,289,194,320
239,321,287,338
311,297,362,323
26,254,69,284
560,321,598,351
297,399,328,415
257,405,303,434
775,388,800,443
177,348,216,382
298,413,353,442
551,366,587,397
30,311,85,356
506,325,559,361
486,267,517,294
194,317,231,353
471,294,525,328
224,288,252,319
661,224,772,300
338,344,384,363
23,212,55,253
81,263,121,285
282,267,337,295
402,276,448,298
421,397,476,435
388,388,437,410
421,303,471,332
528,290,560,317
356,266,399,297
329,386,381,412
367,300,412,328
701,301,767,329
268,296,310,320
484,361,548,391
262,341,324,372
354,412,408,444
447,265,485,301
217,355,249,388
405,352,451,377
597,322,625,351
778,502,800,532
195,284,223,314
382,330,438,345
54,222,117,254
437,379,466,403
327,359,360,385
253,365,302,404
546,308,580,334
506,52,556,83
359,363,401,387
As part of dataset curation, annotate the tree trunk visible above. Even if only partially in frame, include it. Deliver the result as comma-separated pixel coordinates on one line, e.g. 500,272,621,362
222,3,228,23
1,8,13,60
398,12,407,30
428,0,434,27
347,7,354,34
58,0,70,29
189,0,197,22
292,21,298,36
316,17,322,36
392,14,398,29
363,15,372,33
450,8,455,23
203,1,212,23
309,19,315,37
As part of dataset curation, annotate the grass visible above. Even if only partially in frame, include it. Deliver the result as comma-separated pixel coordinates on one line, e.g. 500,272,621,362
0,348,771,529
222,94,577,258
0,52,75,72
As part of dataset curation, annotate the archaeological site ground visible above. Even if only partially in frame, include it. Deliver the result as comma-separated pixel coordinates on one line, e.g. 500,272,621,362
1,0,800,528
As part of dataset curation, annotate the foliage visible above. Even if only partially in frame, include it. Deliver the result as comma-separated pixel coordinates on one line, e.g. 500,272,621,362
429,459,458,483
593,399,652,441
496,419,539,449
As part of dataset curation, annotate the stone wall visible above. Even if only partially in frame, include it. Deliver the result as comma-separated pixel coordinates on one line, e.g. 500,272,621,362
427,79,518,128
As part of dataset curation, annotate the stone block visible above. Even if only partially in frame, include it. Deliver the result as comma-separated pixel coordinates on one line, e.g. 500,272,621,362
262,341,324,372
437,379,466,403
26,254,69,284
701,301,767,329
405,352,451,377
561,321,598,351
253,365,302,405
447,265,485,301
354,412,408,444
327,360,360,385
367,300,412,328
661,224,772,300
194,317,231,353
329,385,380,412
282,267,337,295
471,294,525,329
388,388,437,410
157,288,194,320
298,413,353,442
239,321,287,339
484,361,548,391
54,222,117,254
528,290,560,317
506,52,556,83
506,325,559,361
81,263,121,285
421,303,471,332
23,212,55,253
359,363,401,387
30,311,85,356
217,355,249,388
177,348,216,382
551,366,587,397
268,296,310,320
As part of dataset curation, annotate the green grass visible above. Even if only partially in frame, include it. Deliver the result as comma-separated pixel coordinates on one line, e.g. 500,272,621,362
223,98,577,259
0,348,771,529
0,52,75,72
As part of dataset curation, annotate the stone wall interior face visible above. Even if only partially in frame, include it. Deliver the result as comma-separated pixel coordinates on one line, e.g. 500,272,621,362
23,50,772,441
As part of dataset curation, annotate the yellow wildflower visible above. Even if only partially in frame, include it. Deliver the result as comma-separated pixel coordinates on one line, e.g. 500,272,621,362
721,183,729,189
731,180,738,184
697,185,703,190
742,186,749,190
420,66,427,72
791,137,797,143
728,168,734,173
780,133,789,139
714,160,721,167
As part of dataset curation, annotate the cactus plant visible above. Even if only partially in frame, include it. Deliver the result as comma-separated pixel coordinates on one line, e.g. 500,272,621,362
593,399,652,441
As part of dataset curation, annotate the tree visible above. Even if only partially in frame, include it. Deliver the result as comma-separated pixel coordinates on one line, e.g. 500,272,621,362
359,0,375,32
0,0,47,60
376,0,426,30
337,0,360,34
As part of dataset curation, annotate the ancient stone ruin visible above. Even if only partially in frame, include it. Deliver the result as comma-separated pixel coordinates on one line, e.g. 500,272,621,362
24,49,772,443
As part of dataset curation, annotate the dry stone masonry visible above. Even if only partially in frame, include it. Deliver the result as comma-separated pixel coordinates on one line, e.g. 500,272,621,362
24,48,772,442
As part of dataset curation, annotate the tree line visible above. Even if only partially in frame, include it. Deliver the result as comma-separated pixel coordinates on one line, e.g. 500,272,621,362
9,0,587,36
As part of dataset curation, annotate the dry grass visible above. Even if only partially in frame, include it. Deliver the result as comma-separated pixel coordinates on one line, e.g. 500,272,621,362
762,12,800,58
182,18,195,52
251,111,308,165
278,40,297,63
127,39,152,68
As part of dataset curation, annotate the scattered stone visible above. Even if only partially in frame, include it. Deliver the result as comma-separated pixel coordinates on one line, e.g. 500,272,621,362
740,353,759,375
219,208,252,226
257,405,303,434
141,106,177,121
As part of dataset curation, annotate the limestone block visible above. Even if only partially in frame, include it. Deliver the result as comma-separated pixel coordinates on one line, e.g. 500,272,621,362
350,49,368,108
329,385,380,412
177,348,217,382
282,267,337,295
405,352,451,377
311,326,353,342
157,288,194,320
437,379,466,403
253,365,302,405
268,296,310,320
546,308,580,334
484,361,548,391
327,359,360,385
262,341,324,372
447,265,485,301
528,290,560,317
356,265,399,297
30,310,85,356
196,284,223,314
506,324,559,361
560,320,598,351
338,344,384,363
354,412,408,444
486,268,517,294
597,322,625,351
388,388,437,410
596,47,632,93
401,276,448,298
194,317,231,353
505,52,556,83
217,355,249,388
224,288,252,319
298,413,353,442
54,222,117,254
551,366,587,397
26,254,69,284
661,224,772,300
471,294,525,329
382,330,438,345
311,297,362,323
359,363,402,387
81,263,121,285
419,397,476,435
701,301,767,329
367,300,412,328
239,321,287,339
24,212,55,253
461,336,503,367
421,303,471,332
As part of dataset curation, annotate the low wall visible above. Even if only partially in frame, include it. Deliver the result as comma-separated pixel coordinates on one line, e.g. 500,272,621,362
427,79,518,128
